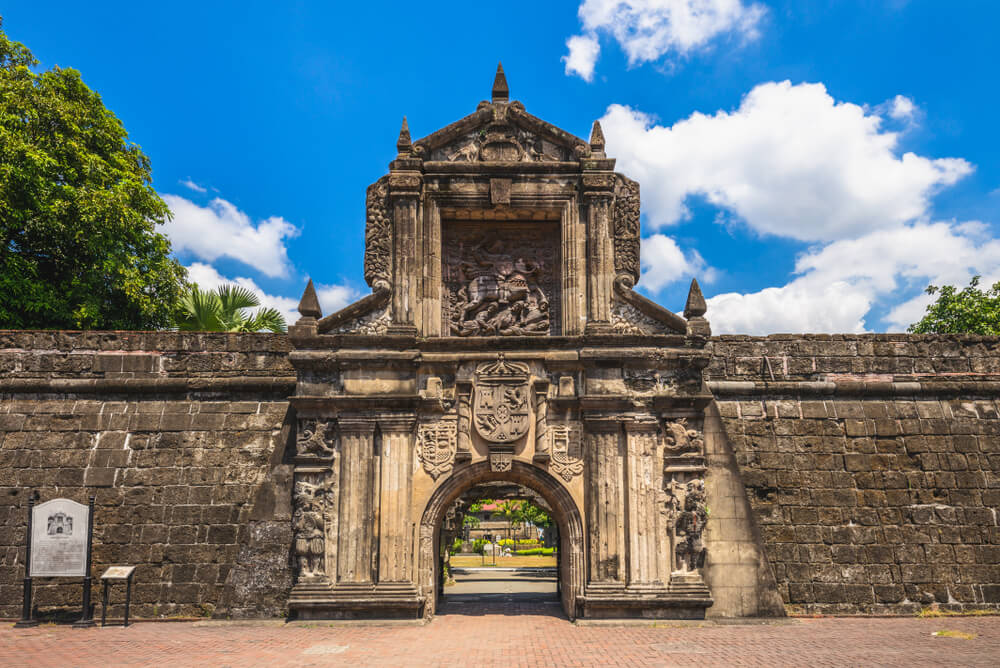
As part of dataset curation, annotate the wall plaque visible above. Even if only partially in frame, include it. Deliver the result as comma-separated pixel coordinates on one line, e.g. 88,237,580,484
30,498,89,577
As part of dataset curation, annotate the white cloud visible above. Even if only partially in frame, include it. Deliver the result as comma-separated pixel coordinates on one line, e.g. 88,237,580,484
185,263,357,325
565,0,766,80
888,94,916,121
601,81,972,242
180,178,207,193
163,195,300,278
638,233,714,292
705,222,1000,334
563,33,602,82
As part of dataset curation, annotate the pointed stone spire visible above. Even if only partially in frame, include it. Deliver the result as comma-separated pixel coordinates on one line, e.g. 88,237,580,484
590,120,605,152
396,116,412,155
297,279,322,320
492,62,509,102
684,278,707,319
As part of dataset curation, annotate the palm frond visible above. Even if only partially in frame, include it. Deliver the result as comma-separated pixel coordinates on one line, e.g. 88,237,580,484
174,285,222,331
216,283,260,313
240,307,287,333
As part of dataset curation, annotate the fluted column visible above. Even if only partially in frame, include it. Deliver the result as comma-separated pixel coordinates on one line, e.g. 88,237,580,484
387,171,421,334
624,417,663,586
584,418,625,583
337,417,377,584
376,415,416,583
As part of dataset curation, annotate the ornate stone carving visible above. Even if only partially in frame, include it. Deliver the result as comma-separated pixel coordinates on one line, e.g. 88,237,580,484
670,479,707,573
613,176,640,283
611,298,673,336
328,304,391,336
433,125,571,163
363,176,391,288
417,417,457,480
296,420,335,457
663,419,705,456
549,424,583,482
473,355,531,443
446,236,550,336
489,449,513,472
293,474,334,579
623,368,677,395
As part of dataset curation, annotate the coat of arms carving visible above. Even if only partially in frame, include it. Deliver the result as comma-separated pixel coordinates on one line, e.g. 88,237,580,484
417,417,457,480
473,354,531,443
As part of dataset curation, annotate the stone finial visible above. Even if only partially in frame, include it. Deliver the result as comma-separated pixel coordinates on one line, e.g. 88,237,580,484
590,120,606,153
492,62,509,102
684,278,707,319
396,117,412,155
298,279,322,320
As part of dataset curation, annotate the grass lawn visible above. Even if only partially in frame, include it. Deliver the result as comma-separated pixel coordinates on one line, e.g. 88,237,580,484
450,554,557,568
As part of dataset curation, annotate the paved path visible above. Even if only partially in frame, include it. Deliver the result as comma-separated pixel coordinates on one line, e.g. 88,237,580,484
3,611,999,667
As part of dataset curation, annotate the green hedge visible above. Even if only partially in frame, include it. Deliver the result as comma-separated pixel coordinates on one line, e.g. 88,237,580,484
515,547,555,556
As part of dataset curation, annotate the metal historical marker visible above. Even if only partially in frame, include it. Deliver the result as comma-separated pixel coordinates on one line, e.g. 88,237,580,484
16,495,96,628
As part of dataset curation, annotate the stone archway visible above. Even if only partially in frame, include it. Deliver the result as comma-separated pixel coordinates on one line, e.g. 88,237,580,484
418,460,584,620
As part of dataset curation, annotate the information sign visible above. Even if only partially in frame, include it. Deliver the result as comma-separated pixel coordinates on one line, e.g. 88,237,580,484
30,498,89,577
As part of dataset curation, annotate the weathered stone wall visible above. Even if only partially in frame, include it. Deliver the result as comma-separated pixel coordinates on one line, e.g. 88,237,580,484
708,334,1000,614
0,331,295,620
2,331,999,619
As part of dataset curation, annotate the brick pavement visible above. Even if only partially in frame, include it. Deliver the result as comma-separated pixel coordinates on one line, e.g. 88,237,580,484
3,604,999,668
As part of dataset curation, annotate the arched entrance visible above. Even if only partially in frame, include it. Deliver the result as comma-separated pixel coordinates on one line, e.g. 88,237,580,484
419,460,584,620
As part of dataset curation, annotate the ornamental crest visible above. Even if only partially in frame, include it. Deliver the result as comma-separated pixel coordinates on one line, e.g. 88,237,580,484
549,424,583,482
417,417,457,480
473,354,531,443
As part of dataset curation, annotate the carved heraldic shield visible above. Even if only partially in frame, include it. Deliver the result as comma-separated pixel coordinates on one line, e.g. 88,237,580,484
473,354,531,443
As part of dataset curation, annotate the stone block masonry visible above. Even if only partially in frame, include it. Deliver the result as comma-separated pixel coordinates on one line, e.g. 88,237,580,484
0,331,295,620
708,334,1000,614
1,330,998,619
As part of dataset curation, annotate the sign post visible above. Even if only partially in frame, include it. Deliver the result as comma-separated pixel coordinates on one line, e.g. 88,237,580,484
14,495,38,628
72,496,96,628
15,494,95,629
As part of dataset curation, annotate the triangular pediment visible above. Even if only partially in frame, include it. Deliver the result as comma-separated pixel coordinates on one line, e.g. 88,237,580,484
413,100,590,164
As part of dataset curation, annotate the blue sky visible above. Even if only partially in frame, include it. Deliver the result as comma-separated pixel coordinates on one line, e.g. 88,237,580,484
5,1,1000,333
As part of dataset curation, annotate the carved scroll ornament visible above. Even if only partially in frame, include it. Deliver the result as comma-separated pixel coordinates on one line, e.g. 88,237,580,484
364,176,391,288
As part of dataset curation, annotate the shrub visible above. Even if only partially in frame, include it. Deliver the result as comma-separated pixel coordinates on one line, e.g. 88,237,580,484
449,537,463,555
515,547,554,556
472,538,487,555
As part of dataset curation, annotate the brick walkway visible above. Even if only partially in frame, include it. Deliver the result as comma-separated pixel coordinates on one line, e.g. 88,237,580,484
3,606,998,667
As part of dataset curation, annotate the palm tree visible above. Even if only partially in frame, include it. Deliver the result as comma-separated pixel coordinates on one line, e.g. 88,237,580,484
174,284,287,333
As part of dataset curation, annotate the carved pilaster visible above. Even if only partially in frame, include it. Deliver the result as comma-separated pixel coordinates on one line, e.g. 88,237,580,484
377,415,416,583
455,381,472,461
388,171,422,334
624,418,663,586
583,173,616,330
584,418,625,583
533,380,550,462
336,417,377,584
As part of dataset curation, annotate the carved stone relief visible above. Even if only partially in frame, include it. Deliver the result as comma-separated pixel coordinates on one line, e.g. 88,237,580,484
611,298,673,336
473,355,531,443
549,424,583,482
293,473,335,579
663,419,705,457
443,223,560,336
296,420,335,458
432,126,572,163
417,417,458,480
363,176,391,288
328,304,391,336
668,479,707,573
613,176,640,283
489,450,513,472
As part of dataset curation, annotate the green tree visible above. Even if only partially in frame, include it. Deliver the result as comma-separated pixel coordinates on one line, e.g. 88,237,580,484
0,20,186,329
908,276,1000,335
174,284,286,333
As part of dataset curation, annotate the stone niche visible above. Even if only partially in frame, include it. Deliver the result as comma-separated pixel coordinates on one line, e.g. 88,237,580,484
286,65,719,621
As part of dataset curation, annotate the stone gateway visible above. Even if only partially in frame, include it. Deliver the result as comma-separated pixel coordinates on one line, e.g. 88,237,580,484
1,67,999,623
285,65,721,620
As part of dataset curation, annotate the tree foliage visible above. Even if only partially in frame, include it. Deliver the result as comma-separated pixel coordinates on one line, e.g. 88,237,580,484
173,284,286,333
0,20,186,329
908,276,1000,335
